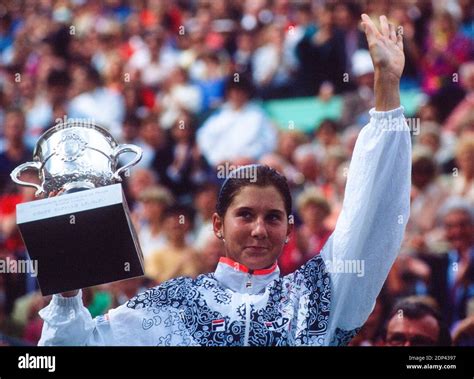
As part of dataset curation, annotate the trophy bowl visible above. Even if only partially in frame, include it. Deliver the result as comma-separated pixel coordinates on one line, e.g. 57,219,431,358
10,120,142,196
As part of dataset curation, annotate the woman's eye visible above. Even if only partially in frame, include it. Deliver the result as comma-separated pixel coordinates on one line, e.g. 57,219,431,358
238,211,252,219
268,214,281,222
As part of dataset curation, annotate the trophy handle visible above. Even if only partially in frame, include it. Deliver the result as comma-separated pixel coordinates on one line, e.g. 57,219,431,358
10,161,44,196
112,144,143,180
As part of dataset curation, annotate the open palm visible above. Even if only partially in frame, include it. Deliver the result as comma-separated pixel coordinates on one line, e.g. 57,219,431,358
361,14,405,80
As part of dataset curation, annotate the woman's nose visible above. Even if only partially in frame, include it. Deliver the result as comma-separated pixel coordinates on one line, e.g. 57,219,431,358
251,218,268,239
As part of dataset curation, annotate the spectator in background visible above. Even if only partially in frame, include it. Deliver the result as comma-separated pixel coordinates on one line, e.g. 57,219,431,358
332,1,367,78
252,23,297,99
422,10,473,96
198,233,225,274
138,114,171,170
68,64,125,139
314,119,341,153
341,49,375,127
232,30,254,75
277,130,307,166
158,67,202,129
193,183,219,251
279,187,332,275
450,137,474,204
125,168,157,211
0,109,31,194
419,198,474,327
197,77,277,166
156,112,209,199
417,121,454,171
296,187,333,258
144,205,200,284
193,52,228,113
134,186,174,260
296,3,347,95
384,298,452,346
292,143,322,194
25,68,70,149
405,147,448,251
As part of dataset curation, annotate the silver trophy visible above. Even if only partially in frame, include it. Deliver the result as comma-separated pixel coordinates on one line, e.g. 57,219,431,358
11,120,142,196
10,120,145,295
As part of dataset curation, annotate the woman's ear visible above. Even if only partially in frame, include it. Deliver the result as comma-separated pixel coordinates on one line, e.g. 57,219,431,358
212,212,224,240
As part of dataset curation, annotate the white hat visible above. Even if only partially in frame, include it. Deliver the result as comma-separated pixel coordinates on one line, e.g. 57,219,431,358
352,50,374,77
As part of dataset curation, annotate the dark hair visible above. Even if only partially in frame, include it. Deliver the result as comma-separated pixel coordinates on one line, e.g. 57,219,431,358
161,204,195,227
225,75,255,98
385,299,452,346
412,156,436,179
47,69,70,88
216,164,292,218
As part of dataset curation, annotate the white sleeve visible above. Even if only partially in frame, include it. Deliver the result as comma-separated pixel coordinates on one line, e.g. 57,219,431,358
38,291,106,346
321,107,411,337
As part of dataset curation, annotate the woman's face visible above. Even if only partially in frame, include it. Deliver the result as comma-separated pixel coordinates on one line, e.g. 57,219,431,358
213,185,292,270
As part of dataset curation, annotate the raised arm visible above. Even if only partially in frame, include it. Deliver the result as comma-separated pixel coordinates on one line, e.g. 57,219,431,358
320,14,411,343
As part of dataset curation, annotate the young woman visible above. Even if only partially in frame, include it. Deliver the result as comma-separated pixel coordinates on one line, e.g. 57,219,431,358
38,14,411,346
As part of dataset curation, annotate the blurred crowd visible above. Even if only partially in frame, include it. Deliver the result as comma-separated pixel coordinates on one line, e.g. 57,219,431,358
0,0,473,346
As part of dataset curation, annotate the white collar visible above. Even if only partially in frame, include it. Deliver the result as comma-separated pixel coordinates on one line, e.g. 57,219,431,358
213,257,280,295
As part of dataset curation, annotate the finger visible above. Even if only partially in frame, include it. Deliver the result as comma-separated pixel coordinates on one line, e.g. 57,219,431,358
379,15,390,38
389,23,397,43
396,25,404,50
361,13,381,41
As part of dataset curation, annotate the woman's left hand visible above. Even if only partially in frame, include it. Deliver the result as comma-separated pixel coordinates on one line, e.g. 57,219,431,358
361,14,405,81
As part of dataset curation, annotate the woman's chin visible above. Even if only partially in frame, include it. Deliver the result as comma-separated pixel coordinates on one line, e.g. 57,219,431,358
241,254,274,271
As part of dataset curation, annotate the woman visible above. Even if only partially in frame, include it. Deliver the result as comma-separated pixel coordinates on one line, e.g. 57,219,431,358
38,14,411,346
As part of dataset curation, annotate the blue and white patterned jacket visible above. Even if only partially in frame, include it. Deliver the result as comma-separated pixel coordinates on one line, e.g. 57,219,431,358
38,107,411,346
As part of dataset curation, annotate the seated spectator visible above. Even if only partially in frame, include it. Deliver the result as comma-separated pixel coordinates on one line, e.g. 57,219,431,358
125,168,157,210
384,298,451,346
144,205,200,284
295,3,347,95
68,64,125,139
341,49,375,127
156,113,210,199
251,23,297,99
193,183,219,251
279,187,332,275
134,186,174,259
419,198,474,327
448,136,474,204
443,62,474,134
405,147,448,250
198,234,225,274
158,67,202,129
296,187,333,258
314,119,341,153
0,109,32,195
421,10,473,96
196,77,277,167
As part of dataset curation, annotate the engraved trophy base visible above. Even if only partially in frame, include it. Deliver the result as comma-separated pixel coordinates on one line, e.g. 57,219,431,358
16,184,144,296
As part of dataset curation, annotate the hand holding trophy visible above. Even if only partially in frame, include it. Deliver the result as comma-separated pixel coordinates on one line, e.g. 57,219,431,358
10,120,145,296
